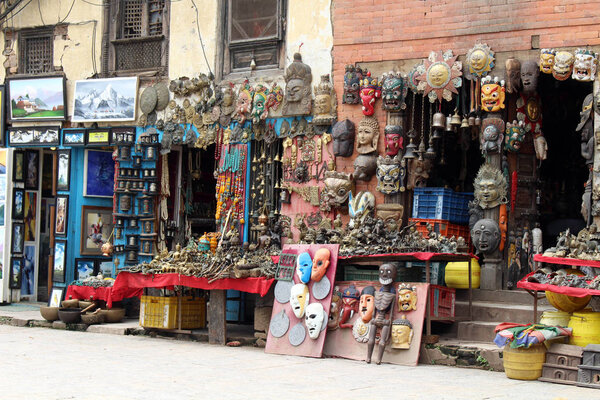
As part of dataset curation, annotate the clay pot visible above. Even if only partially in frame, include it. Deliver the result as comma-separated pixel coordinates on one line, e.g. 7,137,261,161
61,299,80,308
40,306,59,321
58,308,82,324
100,308,126,323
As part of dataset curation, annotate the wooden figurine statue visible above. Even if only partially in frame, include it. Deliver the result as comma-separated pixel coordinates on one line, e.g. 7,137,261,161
367,263,397,364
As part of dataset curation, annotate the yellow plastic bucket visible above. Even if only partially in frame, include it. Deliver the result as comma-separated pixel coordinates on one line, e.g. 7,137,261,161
568,310,600,347
444,258,480,289
545,291,591,313
503,343,547,380
539,310,571,327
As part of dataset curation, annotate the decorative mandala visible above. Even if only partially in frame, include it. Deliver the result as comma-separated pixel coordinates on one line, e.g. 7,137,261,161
416,50,463,103
465,42,495,78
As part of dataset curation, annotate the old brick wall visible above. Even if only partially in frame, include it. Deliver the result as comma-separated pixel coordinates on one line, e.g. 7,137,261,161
331,0,600,212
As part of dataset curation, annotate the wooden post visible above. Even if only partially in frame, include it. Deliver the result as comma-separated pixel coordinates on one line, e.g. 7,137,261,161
208,289,227,345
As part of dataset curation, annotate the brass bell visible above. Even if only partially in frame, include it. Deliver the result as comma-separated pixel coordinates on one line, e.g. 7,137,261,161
403,144,416,160
445,116,453,132
450,111,462,126
468,116,475,126
460,117,469,129
475,116,481,126
432,112,446,129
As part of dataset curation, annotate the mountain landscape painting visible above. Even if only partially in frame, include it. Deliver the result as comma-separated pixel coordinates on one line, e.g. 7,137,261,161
8,76,66,121
72,77,138,122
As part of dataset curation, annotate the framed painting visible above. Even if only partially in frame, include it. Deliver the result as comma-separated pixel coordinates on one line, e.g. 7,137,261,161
81,206,114,255
97,259,113,278
49,286,64,307
11,222,24,254
56,149,70,191
9,257,22,289
0,85,5,146
13,150,25,182
24,191,37,242
21,244,35,295
25,150,39,189
8,126,60,147
7,76,66,122
12,188,24,220
53,240,67,283
54,195,69,237
72,77,138,123
62,128,86,147
83,150,115,197
75,258,96,281
86,129,111,146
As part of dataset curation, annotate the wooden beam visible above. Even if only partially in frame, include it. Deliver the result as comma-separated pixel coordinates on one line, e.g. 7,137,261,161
208,289,227,345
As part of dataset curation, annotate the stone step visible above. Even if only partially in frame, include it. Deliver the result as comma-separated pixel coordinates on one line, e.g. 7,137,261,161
455,288,550,306
457,321,500,343
455,300,554,324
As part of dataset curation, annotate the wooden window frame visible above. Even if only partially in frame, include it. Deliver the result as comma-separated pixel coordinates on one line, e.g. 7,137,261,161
18,28,54,75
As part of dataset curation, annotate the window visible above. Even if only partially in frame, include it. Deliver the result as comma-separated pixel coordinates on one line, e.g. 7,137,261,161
19,28,53,74
223,0,285,75
108,0,169,74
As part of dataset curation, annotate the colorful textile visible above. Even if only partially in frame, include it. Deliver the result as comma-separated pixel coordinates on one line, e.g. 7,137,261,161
493,323,572,348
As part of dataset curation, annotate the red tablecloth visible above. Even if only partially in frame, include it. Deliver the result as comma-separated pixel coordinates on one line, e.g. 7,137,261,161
339,252,477,261
533,254,600,269
516,270,600,297
65,285,143,308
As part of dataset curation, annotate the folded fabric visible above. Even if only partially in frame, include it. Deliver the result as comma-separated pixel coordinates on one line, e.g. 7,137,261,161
493,323,572,348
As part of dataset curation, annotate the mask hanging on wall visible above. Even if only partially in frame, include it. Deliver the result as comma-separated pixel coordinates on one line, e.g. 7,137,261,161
343,65,363,104
304,303,325,339
296,252,313,284
290,283,310,318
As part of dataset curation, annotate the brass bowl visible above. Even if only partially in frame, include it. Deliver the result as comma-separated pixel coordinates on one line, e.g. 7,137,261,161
79,301,93,310
100,308,126,323
58,308,82,324
61,299,80,308
40,306,59,321
81,311,105,325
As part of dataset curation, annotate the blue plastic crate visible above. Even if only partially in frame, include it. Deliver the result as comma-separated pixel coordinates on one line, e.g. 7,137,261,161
412,188,472,225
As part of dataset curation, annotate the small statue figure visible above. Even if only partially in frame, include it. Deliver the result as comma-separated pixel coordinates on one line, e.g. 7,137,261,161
367,263,397,365
282,53,312,116
312,74,336,126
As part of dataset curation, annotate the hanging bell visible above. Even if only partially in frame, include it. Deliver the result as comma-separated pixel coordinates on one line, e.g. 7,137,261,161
273,153,280,162
445,116,453,132
432,128,442,140
450,111,462,126
460,117,469,129
425,143,436,159
468,116,475,126
403,143,416,160
432,112,446,129
475,116,481,126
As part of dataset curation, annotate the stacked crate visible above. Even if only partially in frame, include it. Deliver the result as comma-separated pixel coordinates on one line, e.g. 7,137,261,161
538,344,583,385
577,344,600,388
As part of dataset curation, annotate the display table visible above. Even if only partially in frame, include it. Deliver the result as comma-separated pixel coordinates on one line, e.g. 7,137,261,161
517,254,600,322
338,252,476,337
65,285,143,308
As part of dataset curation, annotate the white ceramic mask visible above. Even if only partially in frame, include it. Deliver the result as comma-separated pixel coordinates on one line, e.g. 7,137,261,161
290,283,310,318
305,302,325,339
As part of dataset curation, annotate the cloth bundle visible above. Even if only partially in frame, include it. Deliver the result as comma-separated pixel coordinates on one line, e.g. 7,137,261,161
494,323,572,348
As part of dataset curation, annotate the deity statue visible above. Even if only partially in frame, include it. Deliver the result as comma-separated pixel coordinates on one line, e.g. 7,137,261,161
282,53,312,116
343,65,363,104
366,263,397,365
380,71,408,111
332,119,355,157
312,74,337,125
356,116,380,154
471,218,501,255
473,163,508,209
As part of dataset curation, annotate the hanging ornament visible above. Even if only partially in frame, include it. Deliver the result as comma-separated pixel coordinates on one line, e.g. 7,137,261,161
415,50,463,103
465,42,495,78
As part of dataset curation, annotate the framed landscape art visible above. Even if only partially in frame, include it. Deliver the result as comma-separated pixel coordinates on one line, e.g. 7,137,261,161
7,76,66,122
56,150,70,191
53,240,67,283
62,129,86,147
72,77,138,123
8,126,60,147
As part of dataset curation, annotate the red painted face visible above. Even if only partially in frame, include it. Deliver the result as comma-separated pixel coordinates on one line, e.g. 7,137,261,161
311,248,331,282
385,133,403,156
359,294,375,323
360,88,379,116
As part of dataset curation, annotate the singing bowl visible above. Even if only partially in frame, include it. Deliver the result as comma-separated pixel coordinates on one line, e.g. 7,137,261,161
58,308,82,324
40,306,59,321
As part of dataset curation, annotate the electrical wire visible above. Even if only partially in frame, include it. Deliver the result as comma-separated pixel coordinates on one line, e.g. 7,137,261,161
1,0,33,28
59,0,76,24
190,0,213,76
79,0,103,6
37,0,45,25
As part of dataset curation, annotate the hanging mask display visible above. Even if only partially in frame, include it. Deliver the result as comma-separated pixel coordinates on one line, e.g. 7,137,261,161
505,58,521,94
465,42,495,78
290,283,310,318
407,62,425,94
380,71,408,111
311,248,331,282
573,49,598,82
539,49,556,74
266,82,283,113
415,50,463,103
552,51,575,81
480,76,505,113
328,290,343,330
471,218,501,255
480,118,505,155
516,93,542,136
391,316,414,349
339,285,360,329
320,171,353,212
343,65,363,104
397,283,418,311
356,116,380,154
282,53,312,116
384,125,404,156
296,252,313,284
312,74,337,125
376,155,405,195
332,119,355,157
520,60,540,95
359,71,381,116
473,163,508,209
407,158,431,190
304,303,325,339
359,286,376,323
504,121,525,153
348,191,376,229
234,80,254,124
376,203,404,232
353,154,377,181
251,84,269,124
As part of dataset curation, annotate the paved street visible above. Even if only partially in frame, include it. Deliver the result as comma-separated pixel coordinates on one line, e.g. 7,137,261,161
0,325,597,399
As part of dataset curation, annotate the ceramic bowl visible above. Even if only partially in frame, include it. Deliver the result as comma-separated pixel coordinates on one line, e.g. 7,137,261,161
58,308,82,324
100,308,126,323
40,306,59,321
61,299,80,308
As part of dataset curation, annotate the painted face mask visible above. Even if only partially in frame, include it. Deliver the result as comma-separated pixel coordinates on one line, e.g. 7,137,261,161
397,283,418,311
343,65,363,104
573,49,598,82
384,125,403,156
328,291,342,330
356,116,379,154
339,284,360,328
466,42,495,78
266,83,283,112
381,72,408,111
505,121,525,153
391,316,414,349
480,76,505,113
553,51,574,81
251,84,269,124
379,263,397,286
359,286,375,323
520,60,539,95
539,49,556,74
235,80,254,124
296,252,313,284
305,303,325,339
311,248,331,282
376,155,404,195
359,71,381,116
290,283,310,318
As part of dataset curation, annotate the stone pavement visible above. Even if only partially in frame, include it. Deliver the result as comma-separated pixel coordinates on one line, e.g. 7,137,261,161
0,323,597,400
